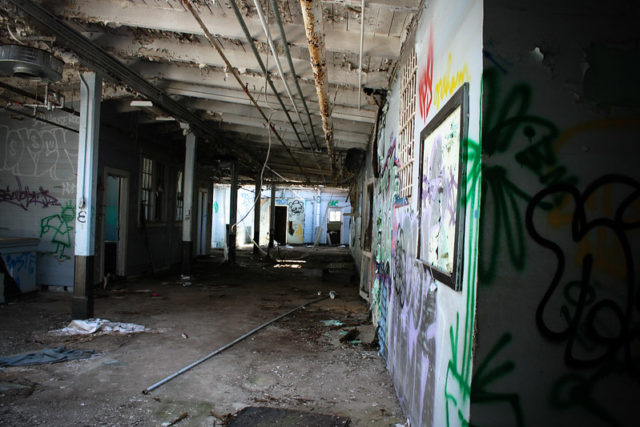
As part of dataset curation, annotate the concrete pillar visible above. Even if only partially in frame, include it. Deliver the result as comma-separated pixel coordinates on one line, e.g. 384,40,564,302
253,173,262,255
269,181,276,249
227,160,238,263
73,72,101,319
182,131,196,277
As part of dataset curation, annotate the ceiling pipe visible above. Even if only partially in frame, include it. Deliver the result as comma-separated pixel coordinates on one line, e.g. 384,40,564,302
358,0,365,110
227,0,311,152
181,0,308,179
251,0,314,151
6,0,271,175
269,0,322,151
299,0,336,179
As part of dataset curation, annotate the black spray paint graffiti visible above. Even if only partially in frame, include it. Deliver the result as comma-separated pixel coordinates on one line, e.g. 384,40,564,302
526,174,639,374
479,67,578,285
0,176,60,211
289,200,304,215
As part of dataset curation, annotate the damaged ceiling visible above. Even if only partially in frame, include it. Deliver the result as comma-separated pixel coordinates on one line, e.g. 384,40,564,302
0,0,422,184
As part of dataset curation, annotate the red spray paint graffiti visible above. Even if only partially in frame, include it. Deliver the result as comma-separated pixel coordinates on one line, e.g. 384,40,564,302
419,26,434,120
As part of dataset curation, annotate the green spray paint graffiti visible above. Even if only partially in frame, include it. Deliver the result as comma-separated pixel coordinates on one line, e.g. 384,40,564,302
39,201,75,260
444,138,481,427
479,67,578,285
470,332,523,427
213,201,219,214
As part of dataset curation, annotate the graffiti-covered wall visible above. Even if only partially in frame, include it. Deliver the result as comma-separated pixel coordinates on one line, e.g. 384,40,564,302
472,1,640,426
0,112,79,287
353,0,483,425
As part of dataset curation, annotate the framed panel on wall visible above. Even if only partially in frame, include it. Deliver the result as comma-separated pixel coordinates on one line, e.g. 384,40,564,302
417,83,469,291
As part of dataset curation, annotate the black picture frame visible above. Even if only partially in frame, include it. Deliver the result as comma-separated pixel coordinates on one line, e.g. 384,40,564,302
417,83,469,291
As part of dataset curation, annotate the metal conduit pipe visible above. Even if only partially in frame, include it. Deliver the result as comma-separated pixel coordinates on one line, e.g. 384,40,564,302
358,0,365,111
251,0,313,150
269,0,321,151
228,0,310,151
181,0,307,178
299,0,336,179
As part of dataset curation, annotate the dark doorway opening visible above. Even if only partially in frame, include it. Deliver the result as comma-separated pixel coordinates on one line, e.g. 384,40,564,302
274,206,287,245
104,175,122,276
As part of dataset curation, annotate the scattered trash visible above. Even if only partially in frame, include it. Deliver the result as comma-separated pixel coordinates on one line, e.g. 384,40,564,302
151,292,160,297
321,319,345,327
49,318,148,336
0,346,95,367
182,282,192,287
329,291,336,299
340,328,360,343
181,333,189,339
348,340,362,345
162,412,188,426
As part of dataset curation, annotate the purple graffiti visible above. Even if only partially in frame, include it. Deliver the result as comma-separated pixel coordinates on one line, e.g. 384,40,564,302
0,176,60,211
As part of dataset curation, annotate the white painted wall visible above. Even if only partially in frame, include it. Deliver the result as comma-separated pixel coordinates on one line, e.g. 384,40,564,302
351,1,483,425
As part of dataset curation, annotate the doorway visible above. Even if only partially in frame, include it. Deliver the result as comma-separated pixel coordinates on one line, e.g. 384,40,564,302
197,188,209,255
103,169,129,277
274,205,287,245
327,208,342,245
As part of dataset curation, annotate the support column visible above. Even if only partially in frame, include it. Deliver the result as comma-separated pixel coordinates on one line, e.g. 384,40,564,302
73,72,101,319
253,173,262,255
227,160,238,264
269,181,276,249
182,131,196,277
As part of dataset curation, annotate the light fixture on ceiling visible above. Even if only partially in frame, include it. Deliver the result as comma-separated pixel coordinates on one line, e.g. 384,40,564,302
0,45,63,82
130,99,153,107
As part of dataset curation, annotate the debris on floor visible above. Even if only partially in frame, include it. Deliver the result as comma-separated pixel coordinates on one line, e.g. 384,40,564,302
227,406,350,426
162,411,188,426
339,328,360,343
49,318,147,336
321,319,345,327
0,346,95,367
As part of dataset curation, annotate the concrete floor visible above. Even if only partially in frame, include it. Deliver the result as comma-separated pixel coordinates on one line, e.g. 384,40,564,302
0,247,405,426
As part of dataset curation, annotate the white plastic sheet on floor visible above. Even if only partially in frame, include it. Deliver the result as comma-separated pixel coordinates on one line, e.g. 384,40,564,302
49,318,147,336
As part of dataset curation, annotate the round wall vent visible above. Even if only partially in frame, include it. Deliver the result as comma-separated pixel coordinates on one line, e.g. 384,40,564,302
0,45,63,82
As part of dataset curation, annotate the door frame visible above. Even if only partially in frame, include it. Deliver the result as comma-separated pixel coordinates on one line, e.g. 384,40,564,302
196,187,209,255
102,167,129,278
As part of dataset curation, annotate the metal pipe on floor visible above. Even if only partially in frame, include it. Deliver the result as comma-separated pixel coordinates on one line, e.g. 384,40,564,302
142,294,332,394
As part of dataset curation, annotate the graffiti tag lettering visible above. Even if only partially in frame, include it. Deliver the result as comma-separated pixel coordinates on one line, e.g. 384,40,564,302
0,176,60,211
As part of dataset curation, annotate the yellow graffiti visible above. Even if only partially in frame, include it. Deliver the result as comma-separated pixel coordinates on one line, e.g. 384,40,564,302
434,53,471,109
295,224,303,239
